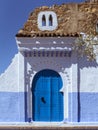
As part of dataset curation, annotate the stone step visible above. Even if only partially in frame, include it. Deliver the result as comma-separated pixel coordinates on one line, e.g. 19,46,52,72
0,126,98,130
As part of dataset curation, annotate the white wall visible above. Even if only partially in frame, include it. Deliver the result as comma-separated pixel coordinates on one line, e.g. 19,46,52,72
0,36,98,122
0,54,19,92
79,57,98,92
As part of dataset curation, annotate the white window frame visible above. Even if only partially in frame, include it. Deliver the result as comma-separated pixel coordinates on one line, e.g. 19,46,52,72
38,11,58,31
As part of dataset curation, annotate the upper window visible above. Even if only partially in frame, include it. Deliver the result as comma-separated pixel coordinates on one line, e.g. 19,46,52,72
49,15,53,26
38,11,58,31
42,15,46,26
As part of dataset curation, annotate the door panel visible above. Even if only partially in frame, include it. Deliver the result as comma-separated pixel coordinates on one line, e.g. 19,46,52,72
39,77,51,121
51,78,59,121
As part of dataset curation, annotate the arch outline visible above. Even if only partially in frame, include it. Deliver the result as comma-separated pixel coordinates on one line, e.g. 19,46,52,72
25,59,71,122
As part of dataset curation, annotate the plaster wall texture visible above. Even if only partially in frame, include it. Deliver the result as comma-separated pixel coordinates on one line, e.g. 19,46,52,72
0,54,26,122
0,50,72,122
0,52,98,93
68,56,98,122
78,57,98,92
0,36,98,122
16,37,74,121
16,37,98,93
0,54,19,92
0,92,26,122
16,37,73,52
21,49,98,123
68,92,98,122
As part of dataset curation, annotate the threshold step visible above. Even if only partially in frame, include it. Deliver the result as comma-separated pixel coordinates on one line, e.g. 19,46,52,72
0,126,98,130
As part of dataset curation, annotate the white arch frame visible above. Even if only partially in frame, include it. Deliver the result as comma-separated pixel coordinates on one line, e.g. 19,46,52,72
26,63,70,122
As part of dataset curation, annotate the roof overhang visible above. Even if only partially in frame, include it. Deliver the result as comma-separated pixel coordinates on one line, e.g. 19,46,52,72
16,37,76,53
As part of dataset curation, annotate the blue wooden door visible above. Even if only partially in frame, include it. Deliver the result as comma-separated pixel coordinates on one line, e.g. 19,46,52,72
32,69,63,121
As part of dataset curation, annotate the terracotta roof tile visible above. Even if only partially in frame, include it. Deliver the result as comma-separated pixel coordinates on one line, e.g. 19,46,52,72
16,0,98,37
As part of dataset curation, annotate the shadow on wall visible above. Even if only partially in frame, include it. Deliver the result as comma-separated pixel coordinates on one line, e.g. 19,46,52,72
78,56,98,69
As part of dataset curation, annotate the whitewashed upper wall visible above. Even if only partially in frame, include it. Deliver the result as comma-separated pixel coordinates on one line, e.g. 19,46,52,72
0,54,19,92
0,37,98,93
78,57,98,92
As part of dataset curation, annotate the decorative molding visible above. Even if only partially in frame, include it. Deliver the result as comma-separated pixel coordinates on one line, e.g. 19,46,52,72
24,50,72,57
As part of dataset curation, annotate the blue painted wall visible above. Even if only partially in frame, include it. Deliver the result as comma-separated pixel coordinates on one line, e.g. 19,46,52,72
0,92,26,122
68,92,98,122
1,92,98,122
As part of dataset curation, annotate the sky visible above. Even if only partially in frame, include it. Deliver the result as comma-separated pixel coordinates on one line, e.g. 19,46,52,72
0,0,84,74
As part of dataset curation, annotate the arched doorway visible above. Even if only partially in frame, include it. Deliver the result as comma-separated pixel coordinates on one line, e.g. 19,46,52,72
32,69,63,122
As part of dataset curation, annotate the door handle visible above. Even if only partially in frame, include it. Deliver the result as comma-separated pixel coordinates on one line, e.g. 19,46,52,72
41,97,46,103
